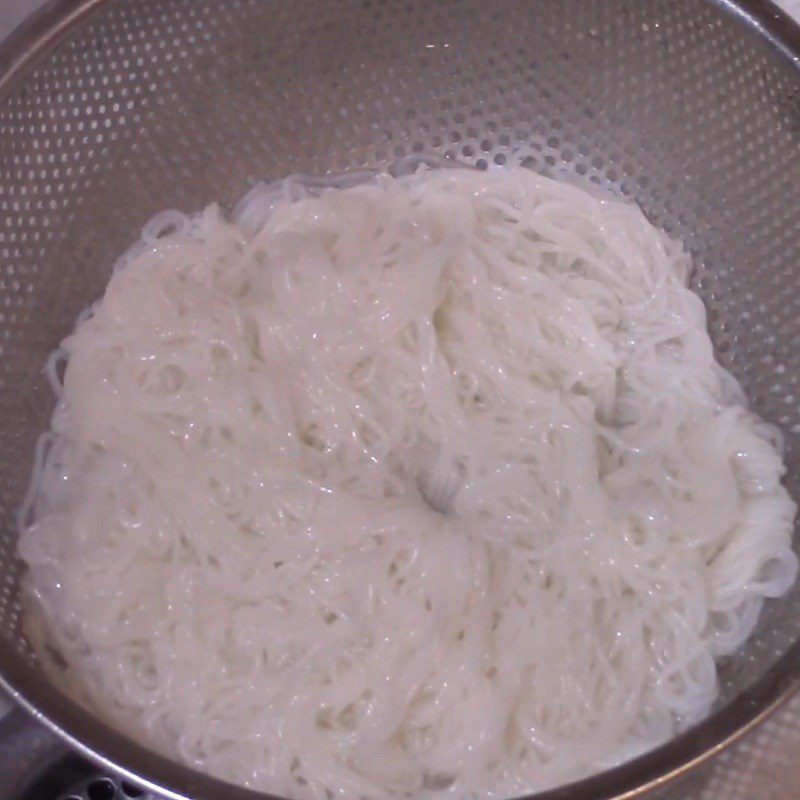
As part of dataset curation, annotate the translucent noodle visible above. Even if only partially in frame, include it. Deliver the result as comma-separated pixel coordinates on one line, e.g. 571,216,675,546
17,167,797,799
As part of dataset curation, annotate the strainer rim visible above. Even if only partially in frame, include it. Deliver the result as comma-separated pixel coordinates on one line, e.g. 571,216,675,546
1,1,800,799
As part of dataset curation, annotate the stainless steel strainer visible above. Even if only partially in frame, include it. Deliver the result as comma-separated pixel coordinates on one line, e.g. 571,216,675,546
1,1,800,799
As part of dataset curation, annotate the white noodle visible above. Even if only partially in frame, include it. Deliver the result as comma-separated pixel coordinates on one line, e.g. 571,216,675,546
17,167,797,799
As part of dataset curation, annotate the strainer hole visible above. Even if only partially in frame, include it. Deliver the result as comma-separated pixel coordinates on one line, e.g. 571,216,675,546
87,778,116,800
462,145,474,157
493,153,506,166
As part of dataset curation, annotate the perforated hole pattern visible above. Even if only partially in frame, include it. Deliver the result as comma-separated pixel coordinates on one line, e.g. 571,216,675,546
1,0,800,793
57,775,150,800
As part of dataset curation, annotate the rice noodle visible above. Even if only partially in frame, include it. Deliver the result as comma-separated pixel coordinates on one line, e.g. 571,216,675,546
17,166,797,798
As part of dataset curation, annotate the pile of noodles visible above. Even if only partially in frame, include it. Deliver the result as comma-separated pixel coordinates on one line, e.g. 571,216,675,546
17,166,797,798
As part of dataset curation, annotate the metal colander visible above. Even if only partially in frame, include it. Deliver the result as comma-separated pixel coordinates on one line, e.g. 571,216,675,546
1,1,800,799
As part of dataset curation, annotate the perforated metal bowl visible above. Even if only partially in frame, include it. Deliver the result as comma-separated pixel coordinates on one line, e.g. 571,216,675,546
1,1,800,799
